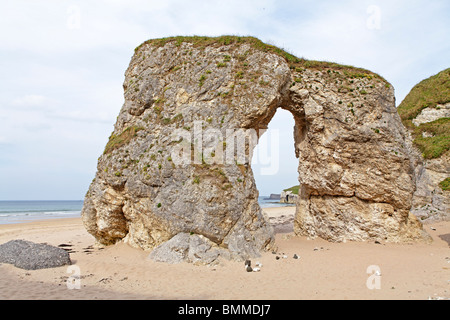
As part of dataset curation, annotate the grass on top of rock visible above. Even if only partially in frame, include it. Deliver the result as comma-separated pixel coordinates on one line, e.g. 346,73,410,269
439,177,450,191
398,68,450,121
410,118,450,159
104,126,144,155
398,68,450,159
283,185,300,195
134,35,388,84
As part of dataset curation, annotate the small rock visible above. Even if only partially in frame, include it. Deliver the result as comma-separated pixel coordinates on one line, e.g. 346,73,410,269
374,241,381,245
276,256,280,260
255,262,262,267
282,255,288,259
430,227,437,231
99,277,112,284
58,244,73,248
245,260,251,267
253,267,260,272
246,266,253,272
293,254,299,259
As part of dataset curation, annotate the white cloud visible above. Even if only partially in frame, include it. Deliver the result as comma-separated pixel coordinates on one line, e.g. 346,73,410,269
12,94,49,107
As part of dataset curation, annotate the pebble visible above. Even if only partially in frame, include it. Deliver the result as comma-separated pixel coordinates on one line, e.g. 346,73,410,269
293,254,299,259
276,256,280,260
245,260,251,267
253,267,261,272
282,255,288,259
246,266,253,272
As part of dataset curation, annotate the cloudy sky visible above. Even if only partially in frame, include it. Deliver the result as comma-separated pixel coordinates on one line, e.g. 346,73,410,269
0,0,449,200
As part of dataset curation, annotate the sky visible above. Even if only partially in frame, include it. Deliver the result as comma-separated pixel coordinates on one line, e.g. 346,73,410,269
0,0,449,200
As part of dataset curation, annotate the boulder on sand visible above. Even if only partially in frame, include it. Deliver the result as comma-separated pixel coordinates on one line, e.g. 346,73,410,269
0,240,71,270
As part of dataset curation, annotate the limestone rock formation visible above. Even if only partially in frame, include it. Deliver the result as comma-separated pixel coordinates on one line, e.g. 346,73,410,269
148,233,227,265
82,36,430,263
280,189,298,204
398,68,450,222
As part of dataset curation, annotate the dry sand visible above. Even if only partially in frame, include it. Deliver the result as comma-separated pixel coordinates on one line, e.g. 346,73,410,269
0,207,449,300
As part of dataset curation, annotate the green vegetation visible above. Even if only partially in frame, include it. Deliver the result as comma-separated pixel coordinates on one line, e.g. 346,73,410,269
135,36,387,83
172,113,184,123
283,185,300,195
439,177,450,191
398,68,450,159
235,70,244,79
199,74,207,87
104,126,144,155
412,118,450,159
193,176,200,184
398,68,450,120
157,203,162,208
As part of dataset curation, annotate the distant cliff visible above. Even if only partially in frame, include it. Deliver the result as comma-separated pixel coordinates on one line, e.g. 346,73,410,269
280,186,299,204
398,68,450,222
265,194,281,200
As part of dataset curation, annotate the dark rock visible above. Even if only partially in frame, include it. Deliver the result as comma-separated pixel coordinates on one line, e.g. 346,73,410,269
58,244,73,248
0,240,71,270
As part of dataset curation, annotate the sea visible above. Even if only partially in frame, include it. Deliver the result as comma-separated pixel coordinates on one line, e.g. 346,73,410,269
0,197,293,225
0,201,84,225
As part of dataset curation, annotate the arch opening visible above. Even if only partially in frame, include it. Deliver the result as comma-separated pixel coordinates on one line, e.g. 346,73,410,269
252,108,300,234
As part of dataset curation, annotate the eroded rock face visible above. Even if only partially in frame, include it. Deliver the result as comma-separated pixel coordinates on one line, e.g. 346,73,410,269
82,37,430,263
411,151,450,222
397,68,450,223
287,70,429,243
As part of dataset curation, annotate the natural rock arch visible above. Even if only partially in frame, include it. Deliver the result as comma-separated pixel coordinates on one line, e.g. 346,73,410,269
82,36,430,263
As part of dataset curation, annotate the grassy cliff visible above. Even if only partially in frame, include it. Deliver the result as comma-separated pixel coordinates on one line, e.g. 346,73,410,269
283,185,300,195
397,68,450,159
135,35,389,84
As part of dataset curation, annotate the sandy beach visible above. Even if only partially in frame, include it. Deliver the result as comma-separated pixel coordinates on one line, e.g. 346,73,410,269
0,207,449,300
